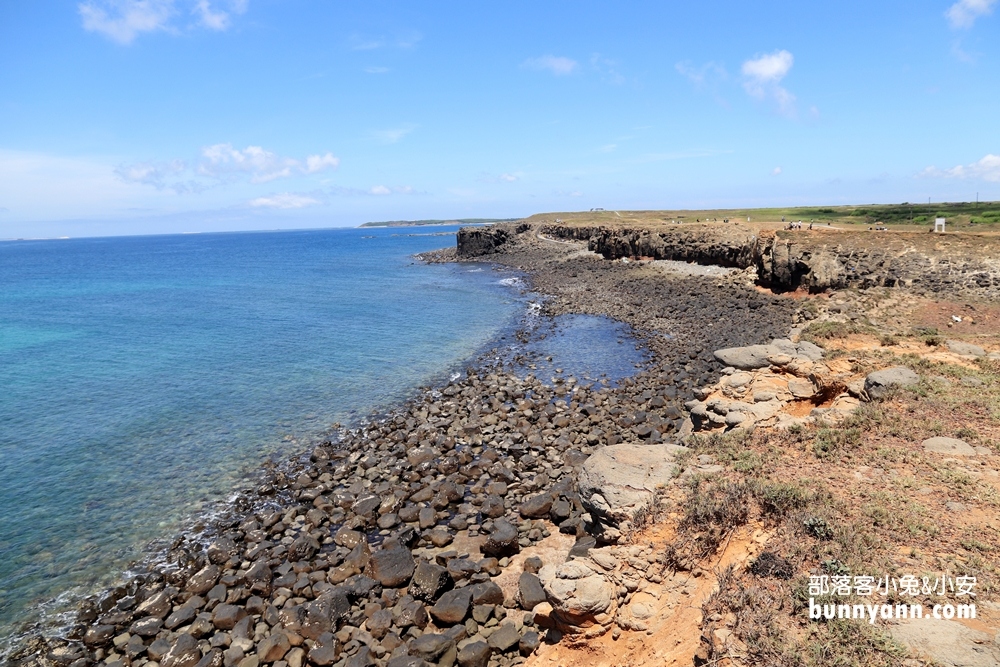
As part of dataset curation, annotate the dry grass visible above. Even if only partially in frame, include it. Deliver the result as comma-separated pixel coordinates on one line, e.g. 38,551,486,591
673,312,1000,666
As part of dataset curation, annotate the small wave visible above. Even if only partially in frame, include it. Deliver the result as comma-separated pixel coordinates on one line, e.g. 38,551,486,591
498,277,524,287
466,268,484,273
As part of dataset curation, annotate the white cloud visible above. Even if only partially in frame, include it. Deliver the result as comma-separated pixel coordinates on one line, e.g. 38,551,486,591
499,173,518,182
304,153,340,173
741,50,797,117
114,159,206,192
372,125,416,144
197,143,338,182
116,144,338,191
79,0,247,43
599,144,617,153
920,154,1000,181
347,185,418,196
523,55,578,76
193,0,247,30
79,0,175,44
772,167,782,176
200,143,295,182
249,193,321,209
946,0,997,28
364,66,389,74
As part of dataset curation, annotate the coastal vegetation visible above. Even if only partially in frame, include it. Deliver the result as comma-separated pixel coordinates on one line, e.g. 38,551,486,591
524,201,1000,232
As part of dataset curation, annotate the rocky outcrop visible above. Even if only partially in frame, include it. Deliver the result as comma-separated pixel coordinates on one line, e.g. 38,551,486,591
537,560,618,637
539,223,1000,296
577,444,686,538
456,222,531,257
864,366,920,399
685,339,863,432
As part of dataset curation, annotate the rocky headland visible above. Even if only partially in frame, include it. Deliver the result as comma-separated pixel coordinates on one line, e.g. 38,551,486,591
8,218,1000,667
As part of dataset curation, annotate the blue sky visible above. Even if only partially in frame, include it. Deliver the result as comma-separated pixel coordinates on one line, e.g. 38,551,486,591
1,1,998,237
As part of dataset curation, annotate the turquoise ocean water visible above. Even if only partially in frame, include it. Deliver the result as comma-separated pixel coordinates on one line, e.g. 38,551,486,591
0,226,643,643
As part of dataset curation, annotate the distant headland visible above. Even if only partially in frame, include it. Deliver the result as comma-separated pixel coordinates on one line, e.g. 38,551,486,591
359,218,518,228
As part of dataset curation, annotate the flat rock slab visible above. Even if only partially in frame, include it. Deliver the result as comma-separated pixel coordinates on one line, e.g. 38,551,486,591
865,367,919,399
787,378,816,399
890,618,1000,667
947,340,987,357
922,437,977,456
578,443,687,527
714,339,823,370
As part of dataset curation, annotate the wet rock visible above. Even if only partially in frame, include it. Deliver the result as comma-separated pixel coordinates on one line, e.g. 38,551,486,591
135,590,173,619
369,546,416,588
207,538,238,565
245,561,272,596
409,560,452,602
482,519,519,557
300,589,350,640
186,565,220,595
341,574,378,600
83,625,116,646
288,535,320,562
130,615,164,637
161,633,202,667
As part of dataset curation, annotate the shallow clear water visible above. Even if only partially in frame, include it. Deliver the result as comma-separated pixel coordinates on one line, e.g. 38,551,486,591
517,314,650,384
0,227,523,637
0,227,648,643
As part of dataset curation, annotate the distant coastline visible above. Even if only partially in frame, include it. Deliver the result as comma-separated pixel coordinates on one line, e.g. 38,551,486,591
359,217,518,228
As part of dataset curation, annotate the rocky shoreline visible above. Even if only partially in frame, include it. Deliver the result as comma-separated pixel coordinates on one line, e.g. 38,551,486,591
5,221,802,667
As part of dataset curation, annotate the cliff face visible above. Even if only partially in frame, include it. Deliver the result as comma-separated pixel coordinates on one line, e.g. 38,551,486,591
539,223,1000,296
456,223,531,256
456,221,1000,296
